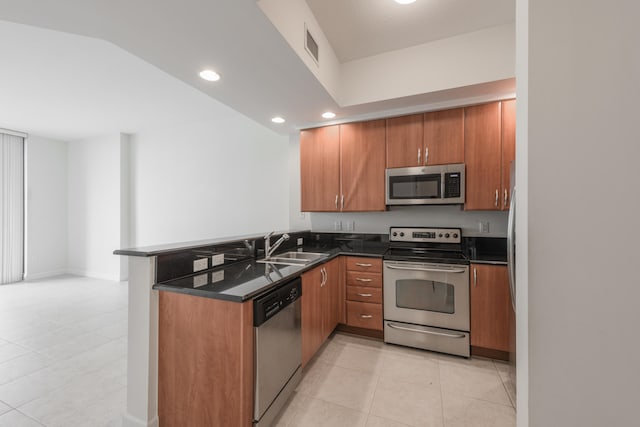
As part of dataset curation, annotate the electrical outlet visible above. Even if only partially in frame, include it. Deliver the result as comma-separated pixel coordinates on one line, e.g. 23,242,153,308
211,254,224,267
193,258,208,272
333,221,342,231
478,221,490,233
297,238,303,246
345,221,355,231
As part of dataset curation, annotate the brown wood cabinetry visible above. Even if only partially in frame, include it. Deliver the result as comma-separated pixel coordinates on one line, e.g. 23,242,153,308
424,108,465,165
300,125,341,211
301,257,343,367
301,120,385,212
158,291,254,427
470,263,512,355
386,109,464,168
464,100,516,211
345,257,383,331
386,114,423,168
340,120,387,211
501,99,516,210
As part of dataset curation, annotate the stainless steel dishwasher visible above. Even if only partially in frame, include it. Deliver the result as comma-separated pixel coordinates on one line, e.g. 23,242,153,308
253,277,302,427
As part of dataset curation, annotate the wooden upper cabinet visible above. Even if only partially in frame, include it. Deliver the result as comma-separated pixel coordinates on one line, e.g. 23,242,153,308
300,125,341,212
501,99,516,211
470,264,511,352
464,102,502,210
340,120,386,211
386,114,423,168
424,108,464,165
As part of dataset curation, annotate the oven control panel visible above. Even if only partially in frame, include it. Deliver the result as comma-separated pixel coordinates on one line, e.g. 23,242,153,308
389,227,462,243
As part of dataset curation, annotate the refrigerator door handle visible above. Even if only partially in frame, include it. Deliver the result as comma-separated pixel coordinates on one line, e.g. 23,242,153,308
507,187,516,312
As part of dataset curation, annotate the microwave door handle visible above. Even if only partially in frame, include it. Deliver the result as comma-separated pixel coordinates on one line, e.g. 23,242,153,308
385,264,467,274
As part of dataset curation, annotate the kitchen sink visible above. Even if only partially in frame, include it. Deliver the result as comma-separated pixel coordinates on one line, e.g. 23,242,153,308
256,251,328,266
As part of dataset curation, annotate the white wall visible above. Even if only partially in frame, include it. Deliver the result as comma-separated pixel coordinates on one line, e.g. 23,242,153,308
129,115,290,247
23,135,68,280
258,0,342,104
67,134,123,281
526,1,640,426
341,23,515,107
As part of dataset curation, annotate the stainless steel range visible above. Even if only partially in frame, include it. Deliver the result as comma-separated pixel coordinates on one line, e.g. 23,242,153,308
383,227,470,357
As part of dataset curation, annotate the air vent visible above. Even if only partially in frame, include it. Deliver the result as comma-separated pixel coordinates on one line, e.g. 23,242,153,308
304,24,319,65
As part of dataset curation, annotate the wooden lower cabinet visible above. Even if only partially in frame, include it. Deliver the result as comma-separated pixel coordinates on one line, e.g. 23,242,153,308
158,291,254,427
345,257,383,331
301,257,343,367
470,263,512,354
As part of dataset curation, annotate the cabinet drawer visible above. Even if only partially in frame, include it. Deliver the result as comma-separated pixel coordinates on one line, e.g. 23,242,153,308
346,301,383,331
347,285,382,304
346,257,382,273
346,271,382,288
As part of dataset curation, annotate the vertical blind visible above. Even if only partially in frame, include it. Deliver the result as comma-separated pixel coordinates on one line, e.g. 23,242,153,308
0,132,24,284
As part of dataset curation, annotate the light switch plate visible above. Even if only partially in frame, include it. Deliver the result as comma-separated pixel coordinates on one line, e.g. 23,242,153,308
297,238,303,246
211,254,224,267
193,258,208,272
479,221,490,233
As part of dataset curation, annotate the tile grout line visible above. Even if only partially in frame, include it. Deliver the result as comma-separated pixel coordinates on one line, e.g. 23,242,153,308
492,360,516,409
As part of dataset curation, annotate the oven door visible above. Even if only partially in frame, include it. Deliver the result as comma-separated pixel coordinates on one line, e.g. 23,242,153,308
383,261,469,331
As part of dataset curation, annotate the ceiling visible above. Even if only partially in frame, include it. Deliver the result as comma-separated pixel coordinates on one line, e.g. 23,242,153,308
0,0,514,140
306,0,515,62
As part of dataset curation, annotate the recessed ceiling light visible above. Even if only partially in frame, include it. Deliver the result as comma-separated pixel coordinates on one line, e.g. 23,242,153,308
394,0,416,4
271,116,285,124
322,111,336,119
199,69,220,82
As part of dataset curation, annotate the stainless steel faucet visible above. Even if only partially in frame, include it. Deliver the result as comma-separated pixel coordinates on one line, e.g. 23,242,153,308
264,231,290,258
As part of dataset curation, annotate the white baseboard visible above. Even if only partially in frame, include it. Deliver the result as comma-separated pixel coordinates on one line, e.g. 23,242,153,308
66,269,121,282
23,270,68,281
122,413,158,427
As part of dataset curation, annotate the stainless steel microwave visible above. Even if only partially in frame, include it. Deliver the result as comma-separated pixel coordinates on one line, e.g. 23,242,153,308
385,163,465,205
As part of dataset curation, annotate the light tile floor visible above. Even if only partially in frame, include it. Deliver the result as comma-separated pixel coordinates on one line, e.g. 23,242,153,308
275,333,516,427
0,276,127,427
0,276,516,427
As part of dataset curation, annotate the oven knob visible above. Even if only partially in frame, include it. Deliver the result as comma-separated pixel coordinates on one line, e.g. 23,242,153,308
399,232,405,237
392,232,397,237
453,233,459,238
439,233,443,238
445,233,450,238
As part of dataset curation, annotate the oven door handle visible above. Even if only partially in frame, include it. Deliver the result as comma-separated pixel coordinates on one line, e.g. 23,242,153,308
386,322,466,339
385,265,466,274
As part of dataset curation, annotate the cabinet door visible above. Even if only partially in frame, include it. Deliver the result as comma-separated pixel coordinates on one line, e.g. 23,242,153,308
340,120,387,212
301,267,324,368
424,108,464,165
501,99,516,211
322,258,342,342
300,126,341,212
464,102,502,210
386,114,423,168
470,264,510,352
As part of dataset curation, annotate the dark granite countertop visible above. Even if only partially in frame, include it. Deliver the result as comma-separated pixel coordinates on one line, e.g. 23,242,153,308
153,242,387,302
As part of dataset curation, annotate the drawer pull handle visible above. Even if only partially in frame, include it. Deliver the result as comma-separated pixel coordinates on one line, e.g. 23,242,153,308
355,278,373,282
357,293,372,297
360,314,373,319
355,263,373,267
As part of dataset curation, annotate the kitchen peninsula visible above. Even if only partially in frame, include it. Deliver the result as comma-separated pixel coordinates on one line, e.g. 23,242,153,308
115,231,389,427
